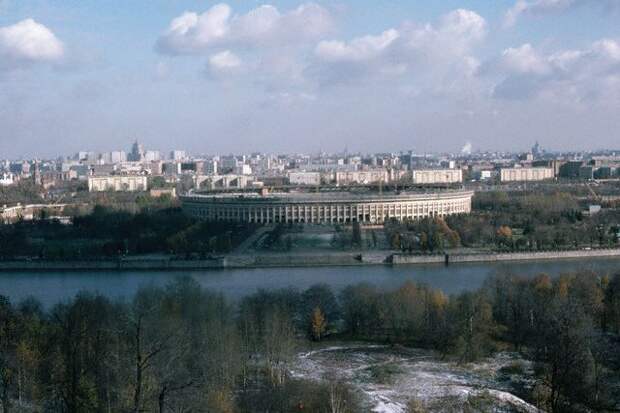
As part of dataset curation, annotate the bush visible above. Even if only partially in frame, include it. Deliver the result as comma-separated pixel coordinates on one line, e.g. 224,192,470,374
499,361,526,376
366,363,404,384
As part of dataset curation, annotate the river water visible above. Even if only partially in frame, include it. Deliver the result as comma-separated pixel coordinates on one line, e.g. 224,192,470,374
1,258,619,307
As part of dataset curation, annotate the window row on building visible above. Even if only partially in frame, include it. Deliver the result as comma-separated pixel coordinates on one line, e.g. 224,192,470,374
87,176,148,192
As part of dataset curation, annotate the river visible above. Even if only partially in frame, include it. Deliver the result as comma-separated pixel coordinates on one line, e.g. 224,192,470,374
1,258,619,307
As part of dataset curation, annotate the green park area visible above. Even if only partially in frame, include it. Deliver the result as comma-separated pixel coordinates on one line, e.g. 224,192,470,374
1,186,620,259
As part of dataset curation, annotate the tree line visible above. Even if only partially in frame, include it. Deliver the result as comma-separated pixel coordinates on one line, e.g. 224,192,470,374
1,272,619,412
386,190,620,253
0,205,257,259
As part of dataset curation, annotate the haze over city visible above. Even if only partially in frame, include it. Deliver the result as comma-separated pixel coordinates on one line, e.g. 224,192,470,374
1,0,619,158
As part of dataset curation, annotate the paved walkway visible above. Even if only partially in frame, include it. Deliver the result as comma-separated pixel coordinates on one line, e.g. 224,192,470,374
233,225,274,254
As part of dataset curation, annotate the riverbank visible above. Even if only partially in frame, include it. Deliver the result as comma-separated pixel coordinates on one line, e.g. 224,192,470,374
1,248,620,271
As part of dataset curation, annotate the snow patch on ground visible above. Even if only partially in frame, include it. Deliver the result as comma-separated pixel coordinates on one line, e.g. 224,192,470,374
289,343,541,413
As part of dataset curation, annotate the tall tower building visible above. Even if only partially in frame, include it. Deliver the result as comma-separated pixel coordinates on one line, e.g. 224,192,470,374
531,141,541,158
33,161,42,185
129,140,145,162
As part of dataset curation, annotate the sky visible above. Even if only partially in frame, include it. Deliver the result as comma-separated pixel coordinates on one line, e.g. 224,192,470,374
0,0,619,158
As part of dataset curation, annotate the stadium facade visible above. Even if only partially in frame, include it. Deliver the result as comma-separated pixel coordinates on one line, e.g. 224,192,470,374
181,190,473,224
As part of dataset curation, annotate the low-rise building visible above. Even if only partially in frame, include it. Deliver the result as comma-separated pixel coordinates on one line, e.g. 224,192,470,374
163,162,181,175
88,175,148,192
90,164,117,176
335,170,389,185
559,161,584,178
411,169,463,184
594,166,615,179
579,166,594,180
532,159,564,177
473,170,494,181
500,167,554,182
42,170,77,183
149,160,163,175
289,171,321,186
0,172,16,186
149,188,177,198
0,203,71,224
195,174,253,190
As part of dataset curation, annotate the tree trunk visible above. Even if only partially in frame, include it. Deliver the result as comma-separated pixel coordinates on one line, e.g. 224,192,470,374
158,387,166,413
17,367,22,407
133,358,142,413
133,321,143,413
1,386,11,413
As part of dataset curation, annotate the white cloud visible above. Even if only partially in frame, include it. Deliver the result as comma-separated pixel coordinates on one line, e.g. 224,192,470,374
157,2,333,55
505,0,575,27
492,39,620,102
156,5,231,55
232,5,280,42
404,8,486,61
0,18,64,70
438,9,487,45
547,49,584,71
208,50,242,75
500,44,550,74
315,29,399,62
504,0,620,27
592,39,620,61
159,5,488,96
235,3,332,44
311,9,486,89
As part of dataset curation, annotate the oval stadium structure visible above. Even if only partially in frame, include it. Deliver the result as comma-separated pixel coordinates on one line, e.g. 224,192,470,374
181,190,474,224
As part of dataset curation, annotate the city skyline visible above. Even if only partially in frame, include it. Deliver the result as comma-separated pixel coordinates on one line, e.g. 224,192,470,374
11,138,620,162
1,1,620,158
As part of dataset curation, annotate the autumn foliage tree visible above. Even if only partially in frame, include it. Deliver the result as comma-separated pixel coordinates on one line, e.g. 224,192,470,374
310,307,327,341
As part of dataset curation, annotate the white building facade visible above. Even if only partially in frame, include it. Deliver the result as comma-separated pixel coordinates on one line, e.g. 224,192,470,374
335,170,389,185
289,172,321,186
500,167,554,182
88,175,148,192
411,169,463,184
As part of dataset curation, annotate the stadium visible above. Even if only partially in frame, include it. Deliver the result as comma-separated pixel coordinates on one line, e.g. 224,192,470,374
181,189,473,224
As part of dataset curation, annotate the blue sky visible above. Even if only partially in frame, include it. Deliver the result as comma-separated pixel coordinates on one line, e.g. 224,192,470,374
1,0,619,158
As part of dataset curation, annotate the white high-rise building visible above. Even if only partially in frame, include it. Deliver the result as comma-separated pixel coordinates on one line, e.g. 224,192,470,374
102,151,127,164
234,164,252,175
111,151,126,163
170,150,186,161
144,150,161,162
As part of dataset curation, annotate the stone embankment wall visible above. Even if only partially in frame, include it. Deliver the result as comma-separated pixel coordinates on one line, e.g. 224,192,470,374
1,249,619,271
391,249,620,265
0,258,226,271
